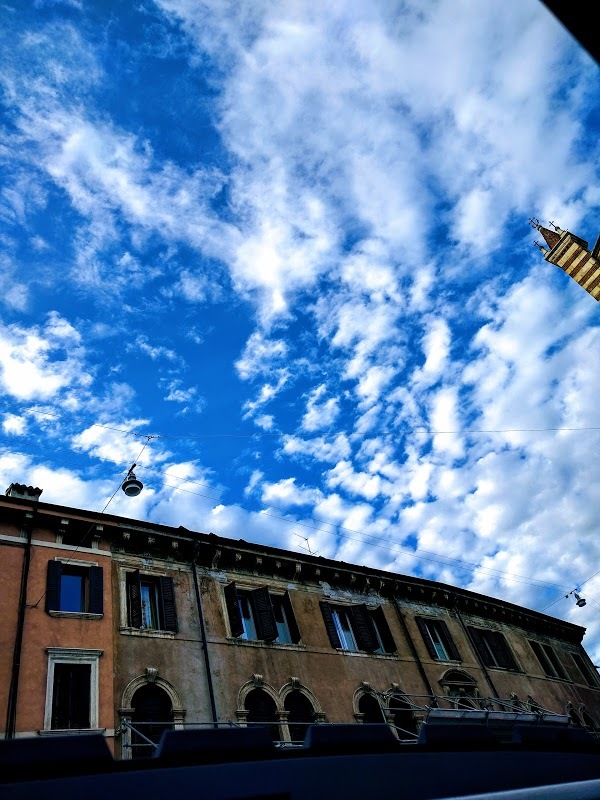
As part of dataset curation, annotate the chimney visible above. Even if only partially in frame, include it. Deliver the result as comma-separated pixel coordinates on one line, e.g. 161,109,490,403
5,483,43,501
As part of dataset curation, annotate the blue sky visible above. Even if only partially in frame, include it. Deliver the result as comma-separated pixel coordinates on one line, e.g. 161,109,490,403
2,0,600,656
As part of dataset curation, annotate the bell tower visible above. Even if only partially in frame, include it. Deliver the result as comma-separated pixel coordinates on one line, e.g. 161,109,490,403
530,219,600,302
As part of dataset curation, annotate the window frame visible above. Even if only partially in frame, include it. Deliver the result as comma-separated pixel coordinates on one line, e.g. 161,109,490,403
571,651,600,688
320,601,396,654
467,626,519,671
415,617,461,662
43,647,103,733
224,583,301,645
529,640,568,680
45,558,103,619
124,569,178,634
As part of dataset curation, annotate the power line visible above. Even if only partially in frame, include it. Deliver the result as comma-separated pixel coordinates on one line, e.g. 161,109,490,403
4,402,600,441
158,480,571,593
27,437,154,609
2,434,578,595
542,568,600,613
1,411,587,599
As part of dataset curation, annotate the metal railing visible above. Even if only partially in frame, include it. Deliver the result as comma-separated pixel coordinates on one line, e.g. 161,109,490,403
119,690,594,754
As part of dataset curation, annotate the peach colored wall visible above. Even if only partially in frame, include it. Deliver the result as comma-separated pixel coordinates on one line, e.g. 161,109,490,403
0,525,27,730
1,524,114,742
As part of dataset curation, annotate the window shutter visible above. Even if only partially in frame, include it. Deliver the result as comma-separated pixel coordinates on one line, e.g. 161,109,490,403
283,591,301,644
126,570,143,628
224,582,244,638
46,560,63,613
490,631,517,670
467,626,492,667
416,617,438,660
372,606,396,653
571,652,599,687
544,645,567,679
252,587,278,642
160,576,178,633
88,566,104,615
530,640,553,676
438,620,461,661
351,604,378,651
320,601,342,649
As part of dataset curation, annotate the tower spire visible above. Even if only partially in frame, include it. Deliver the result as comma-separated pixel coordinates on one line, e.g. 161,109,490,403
530,217,600,302
529,218,561,250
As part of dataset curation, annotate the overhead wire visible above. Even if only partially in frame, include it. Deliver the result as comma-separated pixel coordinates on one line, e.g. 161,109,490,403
542,567,600,613
27,437,154,609
159,480,572,593
2,408,592,603
3,402,600,441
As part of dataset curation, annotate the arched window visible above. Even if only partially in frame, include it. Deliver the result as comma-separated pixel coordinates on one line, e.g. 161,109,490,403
388,695,418,738
245,688,280,741
131,684,173,759
441,670,479,709
358,693,385,723
284,690,315,743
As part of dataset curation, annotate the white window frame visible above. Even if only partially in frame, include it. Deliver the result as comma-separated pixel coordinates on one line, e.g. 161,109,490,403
424,620,449,661
331,607,359,651
43,647,103,733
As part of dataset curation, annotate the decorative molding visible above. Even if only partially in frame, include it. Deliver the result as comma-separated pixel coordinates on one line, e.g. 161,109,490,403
44,648,103,732
145,667,158,683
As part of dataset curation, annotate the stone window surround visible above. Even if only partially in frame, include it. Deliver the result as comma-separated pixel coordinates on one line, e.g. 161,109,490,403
118,564,177,636
43,647,103,733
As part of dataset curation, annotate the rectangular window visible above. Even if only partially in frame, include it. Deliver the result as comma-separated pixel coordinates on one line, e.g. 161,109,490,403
126,570,178,632
332,607,358,651
51,664,91,729
415,617,461,661
224,583,300,644
571,652,600,688
529,640,568,679
44,647,102,732
46,560,103,616
320,602,396,653
468,627,518,671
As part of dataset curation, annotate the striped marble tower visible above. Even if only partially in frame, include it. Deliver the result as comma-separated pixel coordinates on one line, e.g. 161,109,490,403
531,220,600,302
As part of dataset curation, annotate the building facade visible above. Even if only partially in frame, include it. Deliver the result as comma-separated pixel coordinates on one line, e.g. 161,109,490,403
532,219,600,301
2,485,600,756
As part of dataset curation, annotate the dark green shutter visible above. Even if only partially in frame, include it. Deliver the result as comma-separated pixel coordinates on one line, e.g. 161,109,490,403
571,652,599,687
544,645,567,679
351,605,378,651
126,570,142,628
283,591,301,643
46,560,63,613
467,626,492,667
416,617,438,659
320,601,342,649
530,640,553,676
438,620,461,661
224,582,244,638
160,576,178,632
372,606,396,653
251,587,277,642
88,566,104,615
491,631,517,670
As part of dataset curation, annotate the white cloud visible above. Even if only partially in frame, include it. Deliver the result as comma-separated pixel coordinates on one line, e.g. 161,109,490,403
235,331,288,380
262,477,321,507
2,414,26,435
133,335,180,362
282,433,351,463
0,313,91,401
301,384,340,432
72,420,164,466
